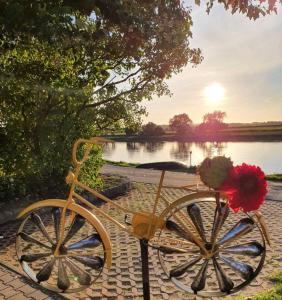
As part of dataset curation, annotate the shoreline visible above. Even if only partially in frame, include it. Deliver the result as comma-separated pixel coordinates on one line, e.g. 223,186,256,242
104,134,282,143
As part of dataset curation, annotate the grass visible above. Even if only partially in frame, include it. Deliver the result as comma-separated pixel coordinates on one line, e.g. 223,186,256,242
251,271,282,299
103,159,140,167
104,159,198,173
265,174,282,182
232,271,282,300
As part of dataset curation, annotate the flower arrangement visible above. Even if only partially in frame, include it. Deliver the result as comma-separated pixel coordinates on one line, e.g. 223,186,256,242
199,156,268,213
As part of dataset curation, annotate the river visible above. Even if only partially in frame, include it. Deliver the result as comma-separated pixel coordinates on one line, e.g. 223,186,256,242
102,141,282,174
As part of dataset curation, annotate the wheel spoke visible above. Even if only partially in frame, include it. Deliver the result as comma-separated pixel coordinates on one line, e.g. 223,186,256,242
170,256,201,278
67,234,102,250
57,258,70,291
187,204,206,242
65,257,91,286
222,242,264,257
218,218,254,246
158,245,190,254
20,252,51,263
166,220,195,244
18,232,51,250
30,213,54,246
52,208,61,243
191,259,209,293
211,202,229,243
72,256,104,270
36,257,56,283
213,258,234,293
63,214,85,245
219,255,254,280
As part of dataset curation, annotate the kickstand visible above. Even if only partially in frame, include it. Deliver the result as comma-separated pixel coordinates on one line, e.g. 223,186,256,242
139,239,150,300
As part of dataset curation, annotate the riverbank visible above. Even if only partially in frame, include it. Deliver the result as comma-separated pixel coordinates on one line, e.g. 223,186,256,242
104,124,282,142
106,134,282,142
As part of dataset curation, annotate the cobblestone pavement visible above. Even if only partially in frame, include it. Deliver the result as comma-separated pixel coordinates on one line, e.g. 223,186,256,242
0,182,282,299
0,263,66,300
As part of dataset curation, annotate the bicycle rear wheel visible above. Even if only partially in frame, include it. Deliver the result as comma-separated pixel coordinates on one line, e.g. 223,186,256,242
16,201,107,293
157,192,266,297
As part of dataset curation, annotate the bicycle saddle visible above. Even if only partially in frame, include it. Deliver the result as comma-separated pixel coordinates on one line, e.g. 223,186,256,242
136,161,190,172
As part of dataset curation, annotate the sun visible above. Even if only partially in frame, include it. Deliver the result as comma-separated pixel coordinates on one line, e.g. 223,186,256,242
203,83,225,105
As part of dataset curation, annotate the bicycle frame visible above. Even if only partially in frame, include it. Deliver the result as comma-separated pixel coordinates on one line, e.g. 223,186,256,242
48,137,211,257
18,137,271,261
15,137,272,296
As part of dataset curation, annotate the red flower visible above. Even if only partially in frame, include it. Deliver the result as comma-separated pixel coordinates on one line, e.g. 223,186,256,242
221,163,268,213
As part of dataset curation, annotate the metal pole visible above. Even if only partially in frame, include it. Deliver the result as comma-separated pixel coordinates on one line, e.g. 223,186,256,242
189,151,192,167
140,239,150,300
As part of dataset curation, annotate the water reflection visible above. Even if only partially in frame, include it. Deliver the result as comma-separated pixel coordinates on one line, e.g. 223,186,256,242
126,142,141,152
196,142,227,158
140,142,164,153
103,142,116,155
170,143,192,160
102,141,282,174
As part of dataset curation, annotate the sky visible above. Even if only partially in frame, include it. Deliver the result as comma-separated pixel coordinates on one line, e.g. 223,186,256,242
143,2,282,124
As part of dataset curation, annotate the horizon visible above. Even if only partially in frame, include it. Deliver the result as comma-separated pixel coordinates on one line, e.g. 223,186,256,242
143,2,282,125
158,120,282,126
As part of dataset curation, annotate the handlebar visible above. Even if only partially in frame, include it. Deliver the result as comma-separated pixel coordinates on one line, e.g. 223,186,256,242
72,137,113,166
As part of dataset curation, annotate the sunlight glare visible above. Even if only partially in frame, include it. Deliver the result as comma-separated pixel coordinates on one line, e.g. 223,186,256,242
203,83,225,105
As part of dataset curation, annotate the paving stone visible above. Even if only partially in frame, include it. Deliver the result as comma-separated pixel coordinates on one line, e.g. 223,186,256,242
29,290,50,300
8,279,25,289
0,287,19,298
0,182,281,299
0,275,14,284
7,292,26,300
18,285,38,296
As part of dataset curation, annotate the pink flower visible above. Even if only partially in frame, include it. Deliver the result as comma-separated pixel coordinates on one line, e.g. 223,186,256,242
221,163,268,213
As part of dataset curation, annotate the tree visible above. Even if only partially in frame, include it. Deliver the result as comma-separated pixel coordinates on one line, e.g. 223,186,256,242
0,0,200,198
196,111,228,134
124,117,142,136
0,0,280,199
203,111,226,124
140,122,165,136
169,114,193,136
204,0,281,20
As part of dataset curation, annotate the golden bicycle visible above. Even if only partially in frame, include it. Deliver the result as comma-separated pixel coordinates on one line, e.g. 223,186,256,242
16,137,271,297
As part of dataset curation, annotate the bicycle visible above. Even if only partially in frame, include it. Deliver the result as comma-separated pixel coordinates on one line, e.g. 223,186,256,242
16,137,271,297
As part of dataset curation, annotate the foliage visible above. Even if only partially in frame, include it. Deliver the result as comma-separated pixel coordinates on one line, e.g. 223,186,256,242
0,0,200,199
79,146,104,190
124,119,142,136
203,0,282,20
252,271,282,299
265,174,282,181
140,122,165,136
231,271,282,300
169,113,193,136
196,111,228,134
0,0,281,200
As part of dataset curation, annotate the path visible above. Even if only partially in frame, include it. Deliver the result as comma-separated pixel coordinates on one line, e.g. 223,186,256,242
101,164,282,201
0,165,281,299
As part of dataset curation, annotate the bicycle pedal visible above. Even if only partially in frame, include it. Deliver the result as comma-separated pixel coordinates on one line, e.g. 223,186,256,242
124,214,132,226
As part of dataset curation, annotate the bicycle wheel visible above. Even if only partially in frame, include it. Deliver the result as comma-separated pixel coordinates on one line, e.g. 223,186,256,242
16,200,107,293
157,192,266,297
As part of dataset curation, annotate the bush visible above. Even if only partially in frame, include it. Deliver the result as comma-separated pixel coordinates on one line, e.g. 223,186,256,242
0,141,104,202
140,122,165,136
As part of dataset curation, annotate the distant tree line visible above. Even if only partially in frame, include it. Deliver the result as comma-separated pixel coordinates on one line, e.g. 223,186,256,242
125,110,227,137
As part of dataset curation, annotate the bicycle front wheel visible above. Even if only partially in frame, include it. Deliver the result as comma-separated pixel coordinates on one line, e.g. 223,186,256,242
157,192,266,297
16,200,107,293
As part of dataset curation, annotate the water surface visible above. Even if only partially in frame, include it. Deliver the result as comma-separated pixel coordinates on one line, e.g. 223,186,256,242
102,141,282,174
